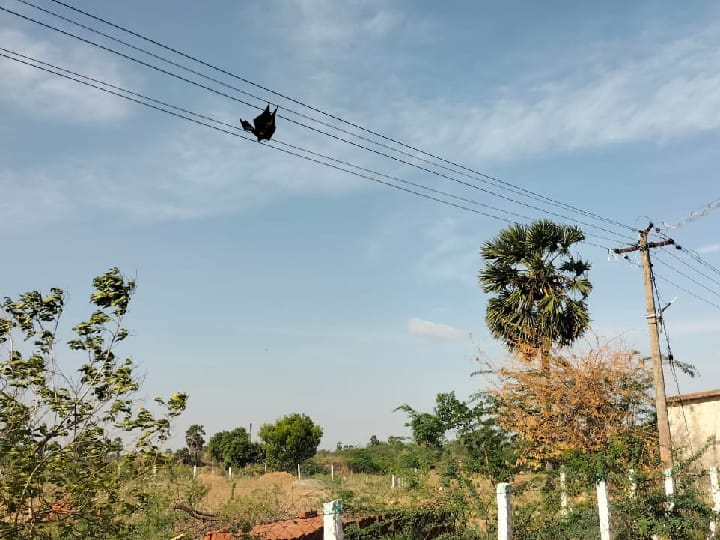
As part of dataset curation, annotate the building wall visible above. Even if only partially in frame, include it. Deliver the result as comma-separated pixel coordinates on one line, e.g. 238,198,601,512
668,393,720,469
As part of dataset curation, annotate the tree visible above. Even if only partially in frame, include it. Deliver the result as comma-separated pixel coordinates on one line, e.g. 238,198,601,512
258,413,323,471
0,268,187,540
207,428,263,469
176,447,193,465
185,424,206,466
479,220,592,366
492,344,654,465
399,392,519,483
395,405,445,449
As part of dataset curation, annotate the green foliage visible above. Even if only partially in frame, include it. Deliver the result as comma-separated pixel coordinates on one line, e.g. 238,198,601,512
610,472,715,540
175,447,193,465
185,424,206,466
346,448,385,474
0,268,187,540
259,413,323,471
207,427,264,469
395,406,446,449
335,438,438,475
398,392,519,483
343,506,459,539
479,220,592,360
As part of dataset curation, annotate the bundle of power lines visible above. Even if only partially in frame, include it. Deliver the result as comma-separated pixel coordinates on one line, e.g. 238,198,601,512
1,0,719,313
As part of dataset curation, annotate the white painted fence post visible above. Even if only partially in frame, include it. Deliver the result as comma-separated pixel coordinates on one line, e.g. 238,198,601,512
710,467,720,536
560,470,568,517
323,499,344,540
228,466,232,480
496,482,512,540
193,464,197,479
298,464,301,480
664,468,675,511
596,479,612,540
331,463,334,481
391,474,396,490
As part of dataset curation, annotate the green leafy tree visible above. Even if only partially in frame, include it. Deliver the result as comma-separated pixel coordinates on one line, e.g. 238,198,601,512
259,413,323,471
185,424,206,466
207,427,263,469
0,268,187,540
479,220,592,366
395,405,445,449
399,392,519,483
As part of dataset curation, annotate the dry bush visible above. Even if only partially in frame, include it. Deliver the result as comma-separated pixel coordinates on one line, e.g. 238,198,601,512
492,343,655,462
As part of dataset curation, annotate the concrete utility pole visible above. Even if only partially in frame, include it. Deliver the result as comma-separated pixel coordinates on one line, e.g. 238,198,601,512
614,224,676,470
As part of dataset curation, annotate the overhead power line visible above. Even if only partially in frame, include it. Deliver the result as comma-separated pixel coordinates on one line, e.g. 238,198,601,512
0,2,634,245
0,50,520,225
621,255,720,312
9,0,638,237
649,227,720,291
653,272,720,311
5,45,720,309
1,48,625,253
658,249,720,289
6,3,720,300
660,196,720,231
678,246,720,278
654,256,720,301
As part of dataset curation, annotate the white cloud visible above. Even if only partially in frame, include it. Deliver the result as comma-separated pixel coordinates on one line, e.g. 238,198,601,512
408,317,466,341
0,27,132,122
698,243,720,254
286,0,402,50
382,22,720,161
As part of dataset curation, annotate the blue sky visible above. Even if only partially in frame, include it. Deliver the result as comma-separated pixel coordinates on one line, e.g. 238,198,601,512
2,0,720,449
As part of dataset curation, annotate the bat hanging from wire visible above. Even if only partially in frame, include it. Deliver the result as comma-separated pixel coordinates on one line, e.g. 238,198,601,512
240,104,277,141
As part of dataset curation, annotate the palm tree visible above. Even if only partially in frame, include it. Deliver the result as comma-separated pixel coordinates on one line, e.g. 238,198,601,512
185,424,206,466
479,220,592,368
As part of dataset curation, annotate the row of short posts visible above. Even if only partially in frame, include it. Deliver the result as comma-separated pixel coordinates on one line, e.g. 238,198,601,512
497,467,720,540
496,478,615,540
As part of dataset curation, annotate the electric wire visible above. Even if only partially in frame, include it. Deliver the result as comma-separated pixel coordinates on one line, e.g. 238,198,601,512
678,246,720,279
619,252,720,311
0,50,530,227
6,39,720,305
9,0,639,237
0,49,626,254
660,249,720,289
651,228,720,281
0,3,633,245
660,195,720,231
653,272,720,311
25,1,720,298
0,48,554,228
646,229,720,304
654,256,720,301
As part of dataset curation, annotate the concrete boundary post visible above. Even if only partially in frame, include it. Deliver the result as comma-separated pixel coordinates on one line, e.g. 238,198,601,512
497,482,512,540
323,499,344,540
596,479,611,540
